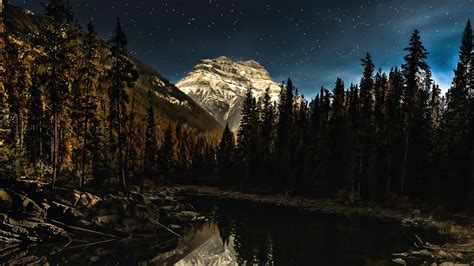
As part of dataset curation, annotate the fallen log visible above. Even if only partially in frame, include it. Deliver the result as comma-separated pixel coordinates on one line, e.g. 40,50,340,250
50,219,122,239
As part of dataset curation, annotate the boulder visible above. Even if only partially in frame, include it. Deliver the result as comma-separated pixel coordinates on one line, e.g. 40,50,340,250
0,188,12,209
93,215,121,227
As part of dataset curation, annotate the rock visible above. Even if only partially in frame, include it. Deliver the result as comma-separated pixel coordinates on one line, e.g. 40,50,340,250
438,250,449,259
93,215,121,227
392,258,406,265
412,209,421,217
160,205,177,211
181,211,199,217
122,218,155,232
93,198,126,216
169,224,181,230
0,189,12,209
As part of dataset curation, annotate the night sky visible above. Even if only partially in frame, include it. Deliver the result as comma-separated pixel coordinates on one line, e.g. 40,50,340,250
10,0,474,97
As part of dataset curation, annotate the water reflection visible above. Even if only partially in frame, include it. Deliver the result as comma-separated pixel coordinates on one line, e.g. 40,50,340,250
1,196,446,265
177,196,446,266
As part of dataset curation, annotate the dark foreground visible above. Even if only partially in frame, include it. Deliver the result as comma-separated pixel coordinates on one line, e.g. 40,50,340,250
1,182,473,265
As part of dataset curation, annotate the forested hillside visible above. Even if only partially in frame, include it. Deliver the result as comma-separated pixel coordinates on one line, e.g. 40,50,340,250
1,2,220,191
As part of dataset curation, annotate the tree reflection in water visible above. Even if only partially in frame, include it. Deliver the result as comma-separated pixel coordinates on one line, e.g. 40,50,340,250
184,196,447,265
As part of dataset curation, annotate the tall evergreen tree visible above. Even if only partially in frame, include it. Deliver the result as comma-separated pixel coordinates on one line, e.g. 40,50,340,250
276,80,295,190
357,53,375,198
384,67,404,193
443,20,472,202
38,0,77,187
75,21,103,186
143,90,158,184
329,78,346,194
107,17,138,192
236,88,259,185
401,29,430,196
160,123,179,179
217,123,235,184
260,88,275,163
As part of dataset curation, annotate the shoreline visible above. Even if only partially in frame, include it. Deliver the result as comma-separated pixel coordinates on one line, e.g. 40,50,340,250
179,185,474,264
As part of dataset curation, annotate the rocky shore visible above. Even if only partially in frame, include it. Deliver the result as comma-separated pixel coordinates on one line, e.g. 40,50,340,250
0,179,205,264
180,186,474,265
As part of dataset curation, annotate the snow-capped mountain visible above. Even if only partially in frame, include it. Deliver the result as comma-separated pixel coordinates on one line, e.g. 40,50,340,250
176,56,282,132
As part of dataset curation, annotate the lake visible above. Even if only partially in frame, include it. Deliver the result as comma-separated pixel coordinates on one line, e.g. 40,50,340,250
1,195,447,265
173,195,447,265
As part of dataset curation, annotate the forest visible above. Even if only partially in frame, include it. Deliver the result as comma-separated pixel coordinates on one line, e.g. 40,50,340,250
1,0,218,194
219,25,474,206
1,0,473,209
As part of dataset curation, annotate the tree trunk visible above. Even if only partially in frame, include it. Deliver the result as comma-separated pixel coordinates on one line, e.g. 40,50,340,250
52,110,59,188
386,128,392,194
80,118,88,187
401,127,410,196
118,100,127,194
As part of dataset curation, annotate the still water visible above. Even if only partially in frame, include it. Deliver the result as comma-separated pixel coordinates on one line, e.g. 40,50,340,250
1,195,447,265
174,195,447,265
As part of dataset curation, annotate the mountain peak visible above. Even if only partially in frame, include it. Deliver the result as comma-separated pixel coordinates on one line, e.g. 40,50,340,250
177,57,281,131
214,56,232,62
237,59,264,69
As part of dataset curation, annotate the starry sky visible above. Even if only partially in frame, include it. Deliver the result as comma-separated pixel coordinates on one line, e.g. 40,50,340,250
10,0,474,97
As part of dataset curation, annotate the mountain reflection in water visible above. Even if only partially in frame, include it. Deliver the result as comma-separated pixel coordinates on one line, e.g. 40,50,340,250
1,195,447,265
175,195,447,266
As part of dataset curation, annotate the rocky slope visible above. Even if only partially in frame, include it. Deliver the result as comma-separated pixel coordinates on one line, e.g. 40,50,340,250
177,56,282,132
4,5,221,134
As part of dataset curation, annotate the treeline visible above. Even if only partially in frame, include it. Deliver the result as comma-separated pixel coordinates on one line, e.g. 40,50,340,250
0,0,215,192
217,22,474,205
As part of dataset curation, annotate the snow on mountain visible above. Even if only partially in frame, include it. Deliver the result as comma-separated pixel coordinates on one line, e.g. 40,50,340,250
176,56,282,132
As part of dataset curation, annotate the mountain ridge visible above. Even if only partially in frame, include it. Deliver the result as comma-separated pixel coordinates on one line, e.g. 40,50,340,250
177,56,282,132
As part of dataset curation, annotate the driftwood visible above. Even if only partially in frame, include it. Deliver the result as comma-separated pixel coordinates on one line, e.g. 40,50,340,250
50,219,121,239
393,234,472,264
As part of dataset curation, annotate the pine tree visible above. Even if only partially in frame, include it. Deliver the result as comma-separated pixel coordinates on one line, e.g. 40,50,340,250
443,20,472,202
77,21,103,187
260,88,275,162
4,33,31,177
276,79,295,190
143,90,158,183
401,29,430,196
217,123,235,185
0,9,9,177
357,53,375,198
373,69,388,198
38,0,77,187
384,67,404,193
107,17,138,192
43,0,74,24
236,87,259,184
160,123,179,179
328,78,346,194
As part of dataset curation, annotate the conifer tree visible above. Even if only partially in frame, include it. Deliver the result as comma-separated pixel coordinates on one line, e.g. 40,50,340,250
358,53,375,198
107,17,138,192
384,67,404,193
260,88,275,163
76,21,103,186
328,78,346,194
236,88,259,184
443,20,472,202
217,123,235,184
401,29,430,196
143,90,158,182
38,0,77,187
160,123,179,179
276,80,295,189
